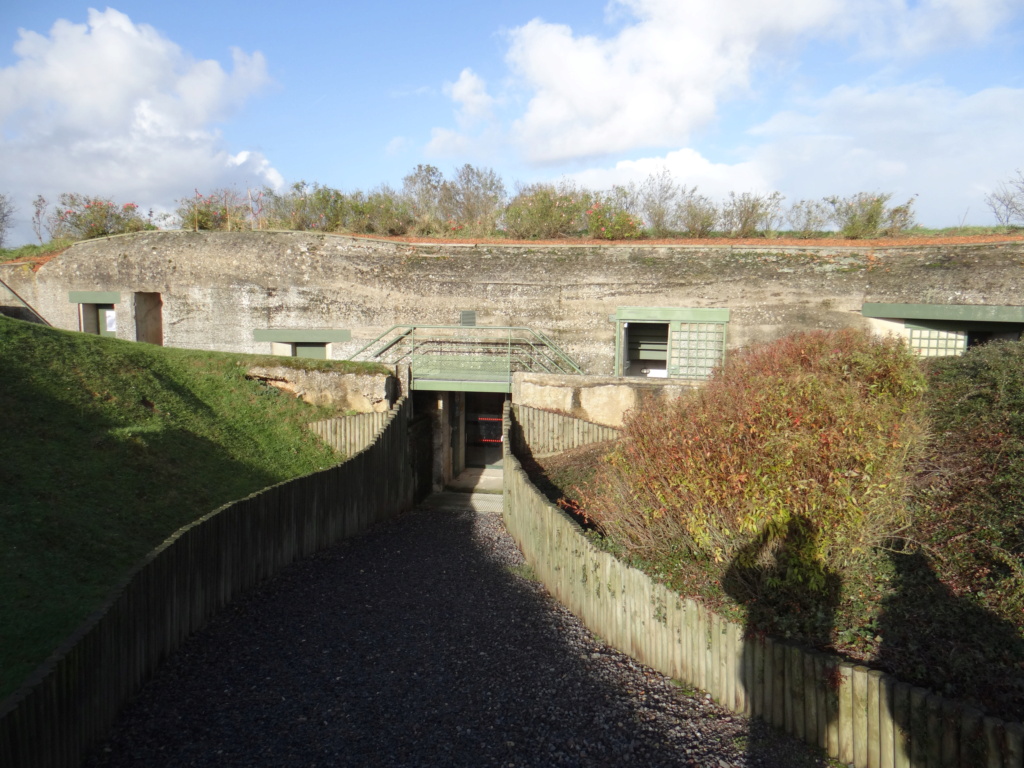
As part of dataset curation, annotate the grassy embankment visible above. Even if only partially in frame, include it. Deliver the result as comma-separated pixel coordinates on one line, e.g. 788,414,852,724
0,316,388,699
531,332,1024,722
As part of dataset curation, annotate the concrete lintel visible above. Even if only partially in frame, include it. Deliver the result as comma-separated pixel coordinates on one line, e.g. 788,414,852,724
862,303,1024,324
253,329,351,343
69,291,121,304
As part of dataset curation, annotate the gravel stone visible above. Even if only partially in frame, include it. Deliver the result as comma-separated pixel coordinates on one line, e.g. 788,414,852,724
84,495,836,767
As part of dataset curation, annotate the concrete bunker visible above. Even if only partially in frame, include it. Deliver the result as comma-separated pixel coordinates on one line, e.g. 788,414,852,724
863,302,1024,357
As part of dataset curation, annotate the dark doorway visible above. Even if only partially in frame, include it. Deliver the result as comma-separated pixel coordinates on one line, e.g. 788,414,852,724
465,392,506,469
623,322,668,376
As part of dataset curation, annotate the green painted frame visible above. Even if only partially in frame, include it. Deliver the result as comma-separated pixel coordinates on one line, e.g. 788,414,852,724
862,303,1024,324
253,329,351,343
69,291,121,304
613,307,730,378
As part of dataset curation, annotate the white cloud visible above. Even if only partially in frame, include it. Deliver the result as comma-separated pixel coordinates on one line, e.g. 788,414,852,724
424,0,1016,169
0,8,280,245
504,0,842,163
749,83,1024,225
565,148,770,200
425,69,499,159
444,68,495,127
547,80,1024,228
849,0,1018,57
384,136,409,156
425,127,474,157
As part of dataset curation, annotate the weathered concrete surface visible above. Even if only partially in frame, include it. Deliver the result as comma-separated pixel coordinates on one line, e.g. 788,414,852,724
4,231,1023,374
246,366,397,411
513,372,696,427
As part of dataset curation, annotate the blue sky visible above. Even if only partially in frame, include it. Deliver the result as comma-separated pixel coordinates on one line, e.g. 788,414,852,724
1,1,1022,244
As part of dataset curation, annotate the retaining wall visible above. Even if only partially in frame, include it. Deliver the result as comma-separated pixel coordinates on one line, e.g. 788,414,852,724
502,402,1024,768
512,372,696,428
6,231,1024,373
0,398,419,768
310,411,392,456
510,404,620,458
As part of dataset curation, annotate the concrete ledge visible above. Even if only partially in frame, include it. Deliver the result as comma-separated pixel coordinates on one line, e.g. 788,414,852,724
512,372,698,428
247,367,397,411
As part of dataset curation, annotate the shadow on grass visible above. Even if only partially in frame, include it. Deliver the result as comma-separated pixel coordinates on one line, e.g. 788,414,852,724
0,351,282,699
877,547,1024,762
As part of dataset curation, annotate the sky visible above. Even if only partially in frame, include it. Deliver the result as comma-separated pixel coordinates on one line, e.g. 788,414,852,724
1,1,1022,245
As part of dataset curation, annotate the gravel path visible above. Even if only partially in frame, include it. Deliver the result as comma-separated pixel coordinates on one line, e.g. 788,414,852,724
84,493,836,768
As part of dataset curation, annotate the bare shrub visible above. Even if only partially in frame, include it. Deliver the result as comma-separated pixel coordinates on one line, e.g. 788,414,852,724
676,187,718,237
402,164,445,235
176,188,252,231
786,199,830,238
720,191,785,237
0,193,14,249
637,169,679,237
32,195,50,244
438,164,506,237
985,170,1024,228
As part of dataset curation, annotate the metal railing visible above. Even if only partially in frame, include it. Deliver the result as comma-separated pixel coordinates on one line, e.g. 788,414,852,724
348,325,583,388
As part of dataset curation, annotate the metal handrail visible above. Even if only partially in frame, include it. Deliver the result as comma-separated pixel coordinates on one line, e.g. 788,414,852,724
348,324,584,375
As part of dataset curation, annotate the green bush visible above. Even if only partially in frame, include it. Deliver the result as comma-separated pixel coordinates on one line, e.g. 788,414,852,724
503,183,590,239
915,341,1024,617
580,329,926,591
824,192,917,238
176,189,252,231
49,193,154,240
585,196,644,240
357,185,414,236
260,182,349,232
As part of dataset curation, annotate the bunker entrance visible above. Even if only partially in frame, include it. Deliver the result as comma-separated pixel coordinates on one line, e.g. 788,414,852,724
413,389,508,493
465,391,506,470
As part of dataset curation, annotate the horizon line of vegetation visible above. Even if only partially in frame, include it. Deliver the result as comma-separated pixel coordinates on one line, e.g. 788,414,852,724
3,165,1023,258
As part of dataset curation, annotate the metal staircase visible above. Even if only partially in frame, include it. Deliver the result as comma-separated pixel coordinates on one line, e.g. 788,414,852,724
348,325,584,392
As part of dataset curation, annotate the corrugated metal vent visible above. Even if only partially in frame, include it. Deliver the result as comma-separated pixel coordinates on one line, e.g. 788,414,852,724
460,310,477,327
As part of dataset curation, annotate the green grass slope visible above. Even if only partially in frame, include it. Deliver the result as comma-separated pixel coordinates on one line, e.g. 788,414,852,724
0,316,376,698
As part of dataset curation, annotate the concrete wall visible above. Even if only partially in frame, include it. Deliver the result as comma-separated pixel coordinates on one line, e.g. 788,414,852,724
3,232,1024,374
513,372,696,427
246,366,397,411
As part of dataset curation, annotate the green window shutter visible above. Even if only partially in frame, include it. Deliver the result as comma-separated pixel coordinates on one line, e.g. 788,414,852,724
294,342,328,359
97,304,117,338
